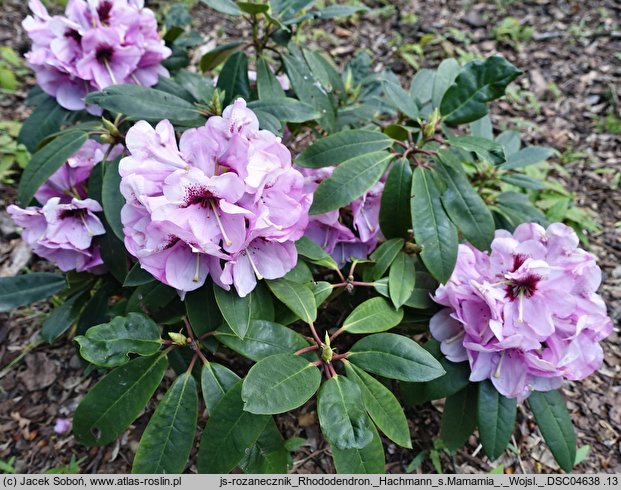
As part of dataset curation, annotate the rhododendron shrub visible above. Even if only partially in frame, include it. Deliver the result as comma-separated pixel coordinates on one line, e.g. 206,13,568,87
2,0,612,476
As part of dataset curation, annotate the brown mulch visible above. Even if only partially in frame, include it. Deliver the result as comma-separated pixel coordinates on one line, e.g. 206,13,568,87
1,0,620,474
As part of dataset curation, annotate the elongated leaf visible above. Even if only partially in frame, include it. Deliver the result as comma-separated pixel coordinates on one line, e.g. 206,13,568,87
18,95,70,153
186,283,222,337
296,236,339,270
440,55,522,125
478,380,517,461
215,320,310,361
266,279,316,323
528,390,576,472
214,284,252,339
311,281,333,307
200,41,244,72
201,0,242,15
379,158,412,239
197,381,270,473
345,361,411,448
332,423,385,474
348,333,445,382
101,157,124,241
310,151,393,214
431,58,460,108
41,291,89,343
132,373,198,473
302,49,333,92
256,56,286,100
501,174,545,190
411,167,458,283
297,130,392,169
367,238,404,281
342,297,403,334
409,68,435,105
18,131,88,205
270,0,315,19
97,221,128,283
217,52,250,106
0,273,65,312
383,80,419,120
242,353,321,414
500,146,556,170
123,264,155,287
85,86,205,126
436,151,495,250
73,354,168,446
388,251,416,309
496,129,521,156
318,375,374,450
441,383,478,451
75,313,162,368
248,98,320,123
240,418,288,474
201,362,240,414
448,135,506,165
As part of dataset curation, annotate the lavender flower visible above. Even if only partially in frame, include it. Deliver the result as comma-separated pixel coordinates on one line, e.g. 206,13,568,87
430,223,613,400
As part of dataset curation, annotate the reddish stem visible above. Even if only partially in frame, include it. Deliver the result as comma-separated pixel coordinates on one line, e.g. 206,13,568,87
195,348,209,366
198,331,216,341
350,281,377,287
327,362,337,378
308,320,323,348
332,353,350,361
311,359,323,367
183,317,196,340
187,353,198,373
330,327,344,342
295,344,320,355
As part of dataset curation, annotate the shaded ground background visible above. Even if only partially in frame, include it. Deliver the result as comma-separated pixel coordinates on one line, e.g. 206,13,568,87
0,0,619,474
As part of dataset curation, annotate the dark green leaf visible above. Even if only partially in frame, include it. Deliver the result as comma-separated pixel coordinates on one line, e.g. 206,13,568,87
501,174,545,190
200,41,245,72
240,418,288,474
296,236,339,271
379,158,413,239
217,52,250,106
256,56,286,100
75,313,162,368
266,279,316,323
296,130,392,168
383,80,419,120
41,291,89,343
528,390,576,472
132,373,198,474
310,151,393,214
367,238,404,281
411,167,458,283
448,135,506,165
440,55,522,125
478,380,517,461
500,146,556,170
441,383,478,451
101,157,124,241
73,354,168,446
200,0,242,16
18,131,88,205
123,264,155,287
97,221,128,283
331,423,385,474
431,58,460,108
345,361,411,448
242,353,321,414
18,95,70,153
214,284,252,339
318,375,374,450
186,284,222,337
197,381,270,473
388,251,416,309
348,333,445,382
342,297,404,334
247,98,321,123
201,362,240,414
0,273,65,312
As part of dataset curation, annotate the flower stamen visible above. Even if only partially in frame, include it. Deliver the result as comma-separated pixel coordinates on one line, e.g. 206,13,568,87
209,200,232,246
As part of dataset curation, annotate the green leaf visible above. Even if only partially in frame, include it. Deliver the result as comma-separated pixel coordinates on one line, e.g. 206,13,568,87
242,353,321,414
174,70,215,102
310,151,393,214
97,221,128,284
379,158,413,239
266,279,316,323
75,313,162,368
200,41,245,72
331,423,385,474
342,297,403,334
409,68,435,106
215,319,310,361
201,362,240,414
0,273,65,312
383,80,419,120
41,291,89,343
123,264,155,287
431,58,460,108
132,373,198,474
348,333,445,382
388,251,416,309
240,419,288,474
318,375,374,450
436,151,495,250
500,146,556,170
186,283,222,337
213,284,252,339
238,2,270,14
302,49,333,92
448,135,506,165
73,354,168,446
367,238,404,281
440,55,522,125
501,174,545,190
296,130,392,169
217,52,250,106
18,95,70,153
478,380,517,461
256,56,286,100
528,390,576,472
197,381,270,473
18,131,88,205
270,0,315,19
200,0,243,16
85,86,205,127
441,384,478,451
411,167,458,283
345,362,411,448
496,130,521,156
311,281,333,307
101,157,124,241
296,236,339,270
469,114,493,139
312,4,368,19
247,98,321,123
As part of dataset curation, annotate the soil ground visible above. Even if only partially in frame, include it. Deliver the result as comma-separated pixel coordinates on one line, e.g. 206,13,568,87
0,0,619,475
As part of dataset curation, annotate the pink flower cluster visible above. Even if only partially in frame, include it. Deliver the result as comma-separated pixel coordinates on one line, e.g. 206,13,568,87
119,99,312,297
23,0,171,113
299,167,384,267
8,140,121,273
430,223,613,400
